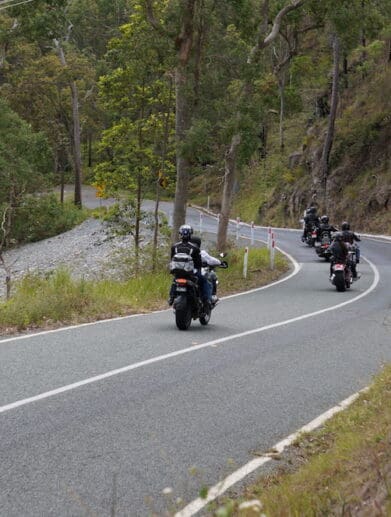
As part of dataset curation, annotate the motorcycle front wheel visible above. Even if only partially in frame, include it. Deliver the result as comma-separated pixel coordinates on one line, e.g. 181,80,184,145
175,295,192,330
199,303,211,326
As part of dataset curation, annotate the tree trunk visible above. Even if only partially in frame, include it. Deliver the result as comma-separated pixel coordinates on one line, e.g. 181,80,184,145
217,0,305,250
88,130,93,168
152,178,160,272
70,80,83,207
279,72,286,151
320,33,340,212
134,172,142,273
144,0,196,241
54,40,83,207
217,134,241,251
0,205,13,300
172,64,193,241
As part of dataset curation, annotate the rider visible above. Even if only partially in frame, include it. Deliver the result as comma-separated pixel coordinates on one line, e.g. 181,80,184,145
191,235,226,303
328,232,349,278
169,225,211,306
316,215,338,241
341,221,361,279
341,221,361,262
302,205,320,242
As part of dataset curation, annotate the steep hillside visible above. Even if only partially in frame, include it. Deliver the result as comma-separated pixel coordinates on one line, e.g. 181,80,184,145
232,60,391,233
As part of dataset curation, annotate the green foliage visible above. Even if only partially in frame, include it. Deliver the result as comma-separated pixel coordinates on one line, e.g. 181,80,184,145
0,98,52,204
103,197,151,237
10,194,88,245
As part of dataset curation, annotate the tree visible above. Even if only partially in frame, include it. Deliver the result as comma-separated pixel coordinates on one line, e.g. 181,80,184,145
217,0,306,250
95,8,175,267
0,99,51,297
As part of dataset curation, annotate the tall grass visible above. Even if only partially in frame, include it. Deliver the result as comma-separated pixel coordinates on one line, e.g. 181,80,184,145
0,247,288,331
0,269,170,330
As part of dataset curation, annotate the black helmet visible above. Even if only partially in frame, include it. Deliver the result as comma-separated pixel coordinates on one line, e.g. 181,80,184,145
341,221,350,231
320,215,329,224
179,224,193,240
190,235,201,248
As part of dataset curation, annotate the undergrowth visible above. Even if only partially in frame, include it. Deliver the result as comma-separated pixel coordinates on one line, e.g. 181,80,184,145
0,247,288,332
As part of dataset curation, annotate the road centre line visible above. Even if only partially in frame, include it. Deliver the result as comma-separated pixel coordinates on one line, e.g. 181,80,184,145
175,387,369,517
0,258,379,415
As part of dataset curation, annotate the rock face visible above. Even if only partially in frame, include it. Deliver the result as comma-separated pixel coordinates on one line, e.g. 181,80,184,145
0,218,141,298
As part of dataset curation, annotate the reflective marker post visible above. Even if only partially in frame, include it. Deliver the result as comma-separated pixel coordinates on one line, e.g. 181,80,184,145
270,233,275,270
199,211,203,234
236,217,240,241
243,246,249,278
251,221,255,245
267,227,272,250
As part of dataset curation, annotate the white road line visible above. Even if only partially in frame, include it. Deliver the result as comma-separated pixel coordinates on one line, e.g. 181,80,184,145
0,234,299,346
175,388,369,517
0,258,379,415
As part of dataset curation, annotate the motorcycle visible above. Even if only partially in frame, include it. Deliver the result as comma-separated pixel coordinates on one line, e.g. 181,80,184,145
329,243,358,292
169,252,228,330
329,260,352,292
315,232,332,261
303,223,318,247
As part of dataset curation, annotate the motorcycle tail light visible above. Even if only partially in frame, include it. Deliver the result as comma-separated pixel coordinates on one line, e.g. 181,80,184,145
176,278,187,285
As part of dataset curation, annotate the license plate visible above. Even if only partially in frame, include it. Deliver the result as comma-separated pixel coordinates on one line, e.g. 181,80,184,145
334,264,344,271
176,287,187,292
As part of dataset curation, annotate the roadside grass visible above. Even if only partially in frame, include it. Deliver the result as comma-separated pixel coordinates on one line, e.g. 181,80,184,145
211,364,391,516
0,247,288,333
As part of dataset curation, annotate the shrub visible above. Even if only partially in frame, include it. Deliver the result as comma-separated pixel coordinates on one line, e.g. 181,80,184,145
10,194,88,245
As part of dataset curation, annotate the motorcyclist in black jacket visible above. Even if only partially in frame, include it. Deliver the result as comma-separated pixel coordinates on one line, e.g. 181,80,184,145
341,221,361,261
328,232,349,278
168,224,211,305
341,221,361,278
316,215,338,242
302,205,320,242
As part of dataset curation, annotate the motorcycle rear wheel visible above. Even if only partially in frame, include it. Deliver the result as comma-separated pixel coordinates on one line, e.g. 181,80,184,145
334,272,346,292
175,296,192,330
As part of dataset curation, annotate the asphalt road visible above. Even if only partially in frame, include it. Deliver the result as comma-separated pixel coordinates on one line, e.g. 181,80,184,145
0,208,390,517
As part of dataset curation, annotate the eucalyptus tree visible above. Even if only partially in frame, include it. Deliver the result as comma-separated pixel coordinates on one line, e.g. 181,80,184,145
216,0,307,250
317,0,378,210
3,0,98,207
95,5,175,264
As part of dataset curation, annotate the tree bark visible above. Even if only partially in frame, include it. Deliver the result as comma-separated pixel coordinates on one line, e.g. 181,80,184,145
320,33,340,212
54,40,83,207
172,64,193,241
217,134,241,251
172,0,196,240
0,205,12,300
144,0,197,241
279,71,286,151
70,80,83,207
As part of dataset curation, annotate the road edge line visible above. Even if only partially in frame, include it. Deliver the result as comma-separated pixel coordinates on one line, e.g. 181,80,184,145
175,387,369,517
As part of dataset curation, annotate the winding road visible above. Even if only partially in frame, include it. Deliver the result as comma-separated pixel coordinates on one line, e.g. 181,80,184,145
0,207,390,516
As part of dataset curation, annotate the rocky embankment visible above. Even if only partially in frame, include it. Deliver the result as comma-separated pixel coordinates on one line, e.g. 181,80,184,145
0,218,133,298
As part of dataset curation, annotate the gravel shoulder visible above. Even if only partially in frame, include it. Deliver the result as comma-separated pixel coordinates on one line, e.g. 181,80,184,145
0,218,133,297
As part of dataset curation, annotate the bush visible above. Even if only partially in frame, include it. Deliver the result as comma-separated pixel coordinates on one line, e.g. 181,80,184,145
10,194,88,245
